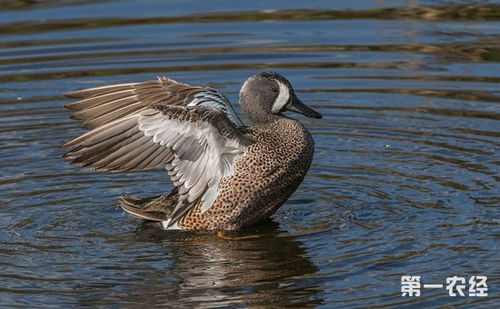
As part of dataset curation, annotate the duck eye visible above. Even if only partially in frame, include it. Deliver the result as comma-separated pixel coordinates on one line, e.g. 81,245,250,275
271,87,278,93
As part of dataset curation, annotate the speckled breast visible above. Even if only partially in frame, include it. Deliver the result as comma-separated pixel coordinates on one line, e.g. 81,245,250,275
179,118,315,230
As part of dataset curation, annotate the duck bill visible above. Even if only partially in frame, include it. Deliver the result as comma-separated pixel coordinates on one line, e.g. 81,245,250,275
285,96,322,119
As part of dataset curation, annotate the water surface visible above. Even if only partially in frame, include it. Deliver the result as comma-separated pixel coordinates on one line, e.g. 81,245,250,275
0,0,499,307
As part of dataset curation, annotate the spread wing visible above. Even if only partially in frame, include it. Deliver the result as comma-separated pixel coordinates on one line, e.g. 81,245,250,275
62,77,250,227
65,76,244,128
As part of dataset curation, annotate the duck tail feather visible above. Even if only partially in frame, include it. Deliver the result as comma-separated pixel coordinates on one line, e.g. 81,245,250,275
119,195,166,222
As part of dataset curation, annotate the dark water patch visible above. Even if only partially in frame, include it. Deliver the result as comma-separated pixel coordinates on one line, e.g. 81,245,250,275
0,61,436,82
0,0,103,11
2,41,499,67
1,4,499,36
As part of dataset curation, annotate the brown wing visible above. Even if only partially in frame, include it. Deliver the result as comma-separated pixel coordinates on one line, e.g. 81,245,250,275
62,105,252,227
65,76,243,128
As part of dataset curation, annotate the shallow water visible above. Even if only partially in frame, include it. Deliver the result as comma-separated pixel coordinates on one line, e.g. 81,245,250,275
0,0,499,308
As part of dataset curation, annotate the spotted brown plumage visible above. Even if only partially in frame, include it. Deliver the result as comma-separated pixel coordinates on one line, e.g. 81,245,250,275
62,72,322,230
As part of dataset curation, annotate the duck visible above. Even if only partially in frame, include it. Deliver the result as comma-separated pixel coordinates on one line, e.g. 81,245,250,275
61,72,322,230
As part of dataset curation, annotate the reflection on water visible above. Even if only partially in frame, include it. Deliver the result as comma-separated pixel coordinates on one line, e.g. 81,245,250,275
76,222,322,308
0,0,499,308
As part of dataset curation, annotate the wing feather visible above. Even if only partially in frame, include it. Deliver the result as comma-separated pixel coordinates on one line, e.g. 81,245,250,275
62,104,252,227
65,83,136,98
64,76,244,129
63,76,250,227
66,91,132,113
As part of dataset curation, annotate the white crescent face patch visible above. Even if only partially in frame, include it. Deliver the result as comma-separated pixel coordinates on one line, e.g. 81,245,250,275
271,80,290,113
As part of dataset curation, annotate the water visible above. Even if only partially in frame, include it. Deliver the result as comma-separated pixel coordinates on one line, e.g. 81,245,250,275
0,0,499,307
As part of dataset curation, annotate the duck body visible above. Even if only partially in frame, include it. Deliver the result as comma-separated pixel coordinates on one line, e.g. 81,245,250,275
62,72,321,230
179,118,314,230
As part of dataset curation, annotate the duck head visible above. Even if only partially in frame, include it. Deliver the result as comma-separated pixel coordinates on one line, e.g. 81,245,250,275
240,72,322,124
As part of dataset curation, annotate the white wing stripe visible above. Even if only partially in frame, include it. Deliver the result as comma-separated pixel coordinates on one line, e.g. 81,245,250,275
187,89,244,127
137,108,247,216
